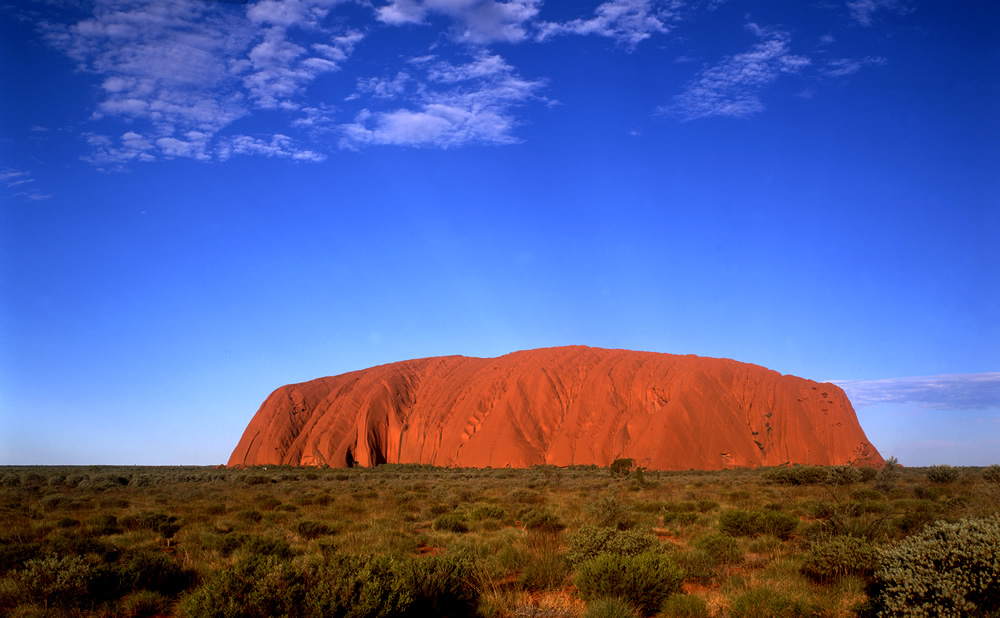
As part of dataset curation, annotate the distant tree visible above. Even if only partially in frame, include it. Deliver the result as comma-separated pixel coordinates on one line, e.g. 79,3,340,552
609,459,635,478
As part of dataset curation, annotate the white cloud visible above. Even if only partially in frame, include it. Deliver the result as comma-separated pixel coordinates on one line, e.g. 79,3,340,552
375,0,541,44
665,24,810,121
1,169,53,201
846,0,909,27
40,0,357,164
339,52,545,148
539,0,680,48
218,134,326,161
823,56,885,77
376,0,425,24
1,170,35,188
835,373,1000,410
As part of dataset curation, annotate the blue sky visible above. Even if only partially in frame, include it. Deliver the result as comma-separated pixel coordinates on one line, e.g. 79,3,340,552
1,0,997,466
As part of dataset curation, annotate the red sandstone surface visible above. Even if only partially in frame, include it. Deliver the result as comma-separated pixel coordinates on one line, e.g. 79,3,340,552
228,346,882,470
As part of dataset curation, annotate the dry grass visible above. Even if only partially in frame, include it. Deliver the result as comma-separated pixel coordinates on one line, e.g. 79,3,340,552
0,463,997,616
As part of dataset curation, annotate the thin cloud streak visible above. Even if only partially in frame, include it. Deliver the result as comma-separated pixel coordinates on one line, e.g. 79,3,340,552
664,24,809,121
835,373,1000,410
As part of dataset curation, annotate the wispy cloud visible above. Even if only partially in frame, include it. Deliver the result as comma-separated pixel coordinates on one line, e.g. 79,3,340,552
846,0,910,27
664,24,810,121
218,134,326,161
538,0,681,48
835,373,1000,410
375,0,542,44
823,55,885,77
40,0,356,165
1,169,53,201
339,52,546,148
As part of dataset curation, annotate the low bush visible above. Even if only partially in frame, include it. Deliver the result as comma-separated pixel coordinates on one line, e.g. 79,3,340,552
696,499,719,513
983,464,1000,484
588,495,636,530
583,597,640,618
728,586,823,617
800,536,877,583
870,515,1000,616
693,533,741,565
523,510,565,534
295,520,333,540
469,504,506,521
718,509,797,539
826,465,862,486
660,594,710,617
240,535,294,560
925,465,960,484
517,533,570,591
15,553,95,609
763,466,827,486
567,526,659,564
575,552,684,617
179,553,303,617
662,511,699,526
433,514,468,533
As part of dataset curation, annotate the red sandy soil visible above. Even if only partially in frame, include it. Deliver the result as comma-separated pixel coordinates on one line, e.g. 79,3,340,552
228,346,881,470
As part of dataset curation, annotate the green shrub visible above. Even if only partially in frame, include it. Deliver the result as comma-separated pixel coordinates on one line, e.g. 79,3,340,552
118,589,173,617
673,550,718,584
763,466,827,485
583,597,640,618
728,586,823,617
826,465,862,486
523,511,565,534
295,520,333,540
89,513,123,535
609,458,635,477
16,553,95,609
588,495,636,530
125,551,195,595
718,509,797,539
693,533,741,565
240,535,294,560
517,533,570,591
871,516,1000,616
983,464,1000,484
926,465,960,484
179,554,303,618
567,526,659,564
297,553,475,618
575,552,684,617
433,514,468,533
236,509,263,523
659,594,710,617
695,499,719,513
800,536,877,583
858,466,878,482
469,504,506,521
851,488,882,502
913,485,941,501
256,495,281,511
397,554,477,617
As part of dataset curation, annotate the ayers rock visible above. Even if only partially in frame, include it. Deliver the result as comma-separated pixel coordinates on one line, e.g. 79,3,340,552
229,346,882,470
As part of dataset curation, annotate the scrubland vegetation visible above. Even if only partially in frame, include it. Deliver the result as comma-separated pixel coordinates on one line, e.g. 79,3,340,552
1,461,998,617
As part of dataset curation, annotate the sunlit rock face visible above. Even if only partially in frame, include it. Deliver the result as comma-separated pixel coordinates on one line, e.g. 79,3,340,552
228,346,882,470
